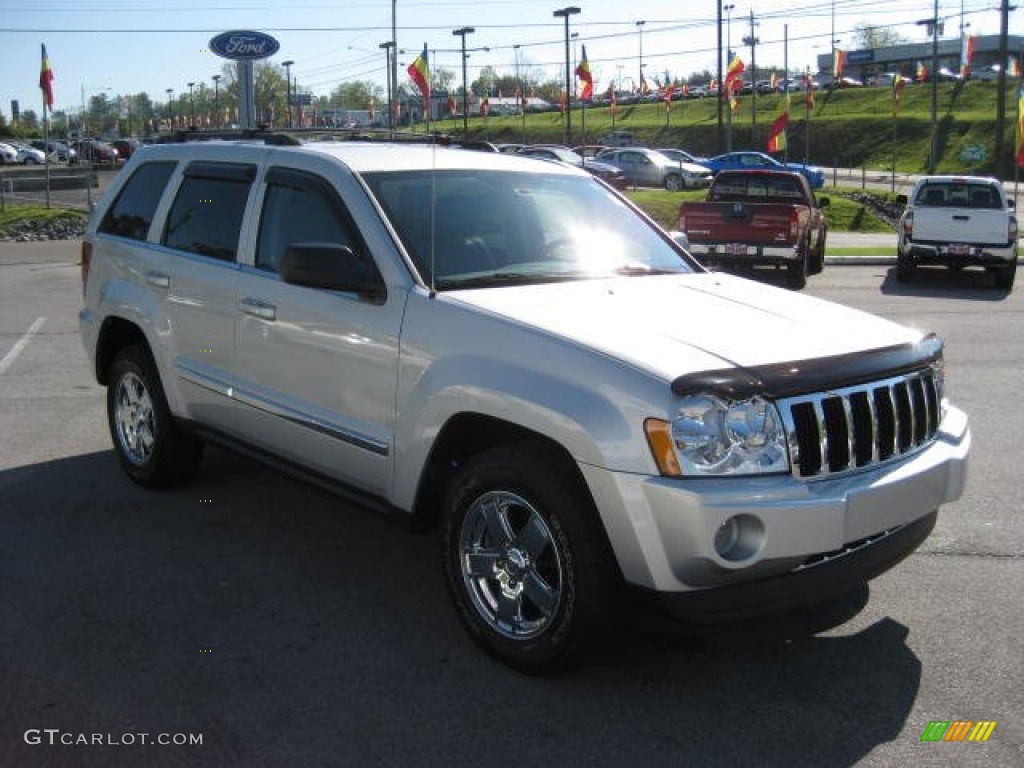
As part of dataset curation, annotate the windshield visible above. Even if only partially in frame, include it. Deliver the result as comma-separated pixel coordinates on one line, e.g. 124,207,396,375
363,169,695,289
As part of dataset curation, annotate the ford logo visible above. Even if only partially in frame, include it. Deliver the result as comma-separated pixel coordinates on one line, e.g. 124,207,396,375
209,30,280,61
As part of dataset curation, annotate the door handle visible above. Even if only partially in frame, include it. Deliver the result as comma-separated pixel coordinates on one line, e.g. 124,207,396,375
239,297,276,321
144,270,170,288
952,215,969,221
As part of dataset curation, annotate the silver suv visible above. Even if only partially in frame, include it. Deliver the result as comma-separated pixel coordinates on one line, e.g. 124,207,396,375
80,133,970,672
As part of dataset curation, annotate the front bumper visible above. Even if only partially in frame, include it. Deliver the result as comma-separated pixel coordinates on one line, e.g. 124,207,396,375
579,405,970,620
900,237,1017,268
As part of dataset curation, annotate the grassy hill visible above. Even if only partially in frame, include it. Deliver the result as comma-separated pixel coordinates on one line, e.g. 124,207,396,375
455,79,1023,178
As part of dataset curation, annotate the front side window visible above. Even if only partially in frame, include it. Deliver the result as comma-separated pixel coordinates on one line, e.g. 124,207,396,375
98,161,176,241
163,163,255,261
364,170,694,289
256,168,362,274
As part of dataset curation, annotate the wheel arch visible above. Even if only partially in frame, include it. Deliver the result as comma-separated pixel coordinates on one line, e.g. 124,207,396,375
409,412,597,534
95,316,151,386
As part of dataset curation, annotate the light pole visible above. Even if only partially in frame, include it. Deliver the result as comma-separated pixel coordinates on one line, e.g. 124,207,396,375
281,60,294,128
571,32,579,100
166,88,174,130
514,43,526,142
743,12,759,144
636,20,645,94
553,6,581,146
212,74,221,127
378,43,394,130
452,27,475,137
187,82,195,128
724,3,735,151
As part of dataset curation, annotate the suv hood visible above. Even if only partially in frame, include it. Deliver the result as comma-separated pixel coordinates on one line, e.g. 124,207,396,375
448,272,921,384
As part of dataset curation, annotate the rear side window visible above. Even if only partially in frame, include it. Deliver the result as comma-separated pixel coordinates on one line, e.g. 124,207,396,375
98,161,176,241
163,162,256,261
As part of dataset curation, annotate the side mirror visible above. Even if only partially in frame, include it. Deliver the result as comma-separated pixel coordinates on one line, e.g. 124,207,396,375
1007,197,1015,209
817,196,830,208
280,243,386,301
896,194,908,205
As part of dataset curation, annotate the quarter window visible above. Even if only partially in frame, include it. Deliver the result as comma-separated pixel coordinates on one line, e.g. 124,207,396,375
163,162,255,261
98,161,176,241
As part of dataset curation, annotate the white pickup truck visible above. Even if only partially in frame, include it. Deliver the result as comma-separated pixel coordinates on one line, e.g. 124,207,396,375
897,175,1018,289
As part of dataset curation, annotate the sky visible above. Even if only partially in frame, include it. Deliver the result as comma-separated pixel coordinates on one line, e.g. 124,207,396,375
1,0,1016,119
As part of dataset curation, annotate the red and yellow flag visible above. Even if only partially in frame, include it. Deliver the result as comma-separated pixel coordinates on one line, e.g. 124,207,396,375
1016,86,1024,167
724,51,745,96
407,44,430,102
767,92,789,153
893,74,908,116
574,45,594,100
833,49,846,81
960,34,975,79
916,60,929,82
39,44,55,108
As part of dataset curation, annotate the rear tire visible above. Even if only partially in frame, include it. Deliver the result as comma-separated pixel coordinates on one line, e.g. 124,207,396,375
994,258,1016,290
107,344,204,488
787,243,809,290
441,442,620,673
664,174,683,192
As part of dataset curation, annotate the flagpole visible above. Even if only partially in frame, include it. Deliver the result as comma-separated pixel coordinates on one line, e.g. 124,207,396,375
43,101,51,209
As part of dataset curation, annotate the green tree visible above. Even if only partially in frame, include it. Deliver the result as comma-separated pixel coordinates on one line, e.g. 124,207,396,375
852,24,908,50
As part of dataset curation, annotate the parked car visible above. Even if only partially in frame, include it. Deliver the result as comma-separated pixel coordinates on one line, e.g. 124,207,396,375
112,138,142,160
516,145,629,189
9,142,47,164
598,130,638,147
678,169,829,289
702,151,826,189
74,139,119,165
29,140,78,164
598,147,711,190
897,175,1017,289
0,142,18,165
80,134,970,672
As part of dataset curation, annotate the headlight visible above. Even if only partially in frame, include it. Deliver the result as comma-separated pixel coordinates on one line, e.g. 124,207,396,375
645,395,790,477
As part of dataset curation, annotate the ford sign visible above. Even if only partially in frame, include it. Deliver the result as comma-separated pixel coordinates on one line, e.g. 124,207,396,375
209,30,280,61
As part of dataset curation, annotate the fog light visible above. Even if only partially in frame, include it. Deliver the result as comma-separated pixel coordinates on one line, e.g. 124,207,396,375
713,514,764,562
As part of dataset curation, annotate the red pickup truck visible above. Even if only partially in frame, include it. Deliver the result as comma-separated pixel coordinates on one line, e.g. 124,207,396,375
678,169,829,289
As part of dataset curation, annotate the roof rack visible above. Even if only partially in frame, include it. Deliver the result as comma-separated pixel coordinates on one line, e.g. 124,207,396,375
156,126,498,152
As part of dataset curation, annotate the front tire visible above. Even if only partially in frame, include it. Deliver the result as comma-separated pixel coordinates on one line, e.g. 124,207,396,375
441,442,619,673
664,174,683,192
107,344,204,487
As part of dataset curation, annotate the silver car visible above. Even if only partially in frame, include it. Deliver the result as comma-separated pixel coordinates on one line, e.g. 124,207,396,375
597,147,712,191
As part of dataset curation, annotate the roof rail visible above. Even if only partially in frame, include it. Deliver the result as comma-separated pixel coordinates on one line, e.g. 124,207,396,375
154,126,498,151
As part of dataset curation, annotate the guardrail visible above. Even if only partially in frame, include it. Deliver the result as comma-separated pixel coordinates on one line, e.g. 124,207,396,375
0,167,100,212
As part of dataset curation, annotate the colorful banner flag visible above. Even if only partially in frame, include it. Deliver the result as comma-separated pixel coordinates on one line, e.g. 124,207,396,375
770,72,779,91
407,44,430,102
481,96,489,118
893,74,908,116
916,60,929,83
833,49,846,81
1016,86,1024,167
663,83,675,110
724,51,745,97
1009,57,1021,79
961,35,975,79
39,44,55,108
767,92,789,152
575,45,594,100
640,72,650,94
804,71,815,110
448,94,457,115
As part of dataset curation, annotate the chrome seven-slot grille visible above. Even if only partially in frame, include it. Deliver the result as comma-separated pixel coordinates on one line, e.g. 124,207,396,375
778,366,943,480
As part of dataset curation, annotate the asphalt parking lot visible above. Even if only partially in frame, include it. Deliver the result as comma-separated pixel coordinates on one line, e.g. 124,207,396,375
1,240,1021,767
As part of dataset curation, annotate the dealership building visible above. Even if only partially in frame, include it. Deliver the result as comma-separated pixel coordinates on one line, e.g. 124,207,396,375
817,34,1024,82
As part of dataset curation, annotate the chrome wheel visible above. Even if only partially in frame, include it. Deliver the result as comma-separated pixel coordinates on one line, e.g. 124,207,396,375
114,371,156,466
459,490,564,640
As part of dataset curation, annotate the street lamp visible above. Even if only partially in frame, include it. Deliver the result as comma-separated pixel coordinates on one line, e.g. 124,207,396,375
166,88,174,129
553,6,581,146
452,27,475,137
187,82,195,128
282,60,294,128
378,43,394,130
212,74,221,128
636,20,646,94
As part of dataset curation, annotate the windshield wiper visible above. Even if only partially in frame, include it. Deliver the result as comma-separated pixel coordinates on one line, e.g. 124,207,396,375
436,270,587,289
611,265,685,276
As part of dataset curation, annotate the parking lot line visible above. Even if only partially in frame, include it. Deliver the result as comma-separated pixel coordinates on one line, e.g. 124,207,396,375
0,317,46,375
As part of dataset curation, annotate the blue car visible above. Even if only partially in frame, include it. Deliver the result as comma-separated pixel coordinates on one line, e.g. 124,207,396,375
703,151,826,189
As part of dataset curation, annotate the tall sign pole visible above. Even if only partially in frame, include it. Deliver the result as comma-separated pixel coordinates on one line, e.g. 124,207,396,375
209,30,281,130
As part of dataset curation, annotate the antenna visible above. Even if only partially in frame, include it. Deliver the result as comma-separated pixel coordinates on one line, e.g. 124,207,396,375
429,139,437,298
